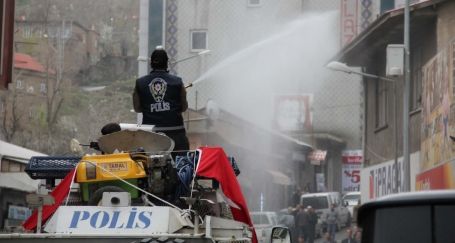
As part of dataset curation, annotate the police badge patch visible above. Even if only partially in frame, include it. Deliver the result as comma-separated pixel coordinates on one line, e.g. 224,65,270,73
149,78,167,102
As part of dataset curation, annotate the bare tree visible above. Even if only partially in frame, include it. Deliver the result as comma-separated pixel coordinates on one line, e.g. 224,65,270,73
40,0,65,131
0,69,26,142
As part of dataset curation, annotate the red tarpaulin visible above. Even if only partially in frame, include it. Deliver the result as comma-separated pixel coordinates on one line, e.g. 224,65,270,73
196,147,257,243
22,168,76,231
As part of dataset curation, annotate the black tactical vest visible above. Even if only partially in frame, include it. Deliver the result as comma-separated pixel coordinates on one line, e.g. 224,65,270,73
135,71,184,129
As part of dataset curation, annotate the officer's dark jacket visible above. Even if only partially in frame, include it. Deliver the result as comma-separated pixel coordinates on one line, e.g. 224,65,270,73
135,71,185,128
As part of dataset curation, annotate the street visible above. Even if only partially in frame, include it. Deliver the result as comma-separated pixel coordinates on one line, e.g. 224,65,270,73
315,227,349,243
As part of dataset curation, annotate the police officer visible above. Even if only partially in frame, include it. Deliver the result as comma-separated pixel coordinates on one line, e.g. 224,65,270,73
133,46,189,152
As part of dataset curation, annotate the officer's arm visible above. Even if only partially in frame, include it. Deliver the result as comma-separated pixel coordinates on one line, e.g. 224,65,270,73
133,87,142,112
181,85,188,112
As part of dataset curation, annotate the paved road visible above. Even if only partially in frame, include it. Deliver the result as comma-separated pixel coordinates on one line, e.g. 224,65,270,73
315,227,349,243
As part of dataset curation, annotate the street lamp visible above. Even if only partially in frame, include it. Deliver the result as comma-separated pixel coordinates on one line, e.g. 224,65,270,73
327,61,400,193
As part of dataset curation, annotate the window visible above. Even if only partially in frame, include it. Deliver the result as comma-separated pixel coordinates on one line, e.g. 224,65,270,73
375,79,388,129
190,30,208,51
1,160,24,172
248,0,262,7
435,205,455,243
372,206,431,243
301,196,329,210
1,160,9,172
27,85,34,93
411,47,422,111
40,82,47,93
9,161,21,172
16,80,23,89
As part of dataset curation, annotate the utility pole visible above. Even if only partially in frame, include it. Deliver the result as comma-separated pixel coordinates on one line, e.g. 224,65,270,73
403,0,411,192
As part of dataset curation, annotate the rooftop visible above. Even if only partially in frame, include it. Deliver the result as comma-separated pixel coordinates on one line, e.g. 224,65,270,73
14,53,55,74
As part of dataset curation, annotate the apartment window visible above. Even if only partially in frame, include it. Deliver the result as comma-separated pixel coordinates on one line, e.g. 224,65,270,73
1,160,8,172
27,85,34,93
16,80,23,89
190,30,208,51
247,0,262,7
375,79,388,129
40,82,47,93
411,47,422,111
9,161,21,172
1,160,22,172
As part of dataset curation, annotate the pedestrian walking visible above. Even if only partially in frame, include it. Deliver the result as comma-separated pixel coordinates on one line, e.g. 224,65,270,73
306,206,317,243
295,205,309,243
291,187,302,207
325,203,339,243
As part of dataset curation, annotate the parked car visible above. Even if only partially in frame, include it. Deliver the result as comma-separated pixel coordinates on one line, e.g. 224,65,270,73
250,211,279,243
300,192,351,232
342,191,361,216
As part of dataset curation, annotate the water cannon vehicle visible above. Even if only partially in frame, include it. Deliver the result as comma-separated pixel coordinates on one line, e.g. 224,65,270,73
0,125,291,243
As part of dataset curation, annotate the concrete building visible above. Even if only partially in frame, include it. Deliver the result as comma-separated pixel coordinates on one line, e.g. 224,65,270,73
333,0,455,202
14,20,101,81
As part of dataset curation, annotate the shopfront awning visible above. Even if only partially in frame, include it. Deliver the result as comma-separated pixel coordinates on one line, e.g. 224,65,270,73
0,172,40,192
267,170,292,186
0,140,46,164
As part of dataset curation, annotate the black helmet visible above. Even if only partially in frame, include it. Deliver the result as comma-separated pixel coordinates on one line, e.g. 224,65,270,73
150,46,168,70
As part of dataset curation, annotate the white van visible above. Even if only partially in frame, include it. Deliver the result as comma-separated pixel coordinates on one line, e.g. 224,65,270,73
300,192,351,230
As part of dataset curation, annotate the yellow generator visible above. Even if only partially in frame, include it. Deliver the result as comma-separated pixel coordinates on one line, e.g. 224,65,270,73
76,153,147,205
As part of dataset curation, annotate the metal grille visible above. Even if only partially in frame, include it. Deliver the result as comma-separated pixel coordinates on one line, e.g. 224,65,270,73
25,156,80,179
220,202,234,219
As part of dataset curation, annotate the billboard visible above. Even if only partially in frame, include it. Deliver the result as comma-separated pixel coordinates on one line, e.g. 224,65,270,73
341,150,362,192
340,0,358,47
273,94,312,132
360,152,420,203
421,40,455,171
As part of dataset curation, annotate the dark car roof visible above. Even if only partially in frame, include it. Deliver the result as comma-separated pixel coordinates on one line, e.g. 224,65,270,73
357,190,455,226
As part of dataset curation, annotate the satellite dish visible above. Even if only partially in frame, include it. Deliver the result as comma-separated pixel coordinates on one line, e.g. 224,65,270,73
70,138,83,154
206,99,220,121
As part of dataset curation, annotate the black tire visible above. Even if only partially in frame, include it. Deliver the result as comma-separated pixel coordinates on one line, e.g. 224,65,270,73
88,185,126,205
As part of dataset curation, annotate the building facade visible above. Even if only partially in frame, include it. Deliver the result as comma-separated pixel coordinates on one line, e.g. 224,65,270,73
334,0,455,202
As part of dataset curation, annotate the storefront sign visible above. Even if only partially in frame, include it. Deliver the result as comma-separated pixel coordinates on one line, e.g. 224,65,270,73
360,152,420,203
341,150,362,192
8,205,31,221
416,161,455,190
